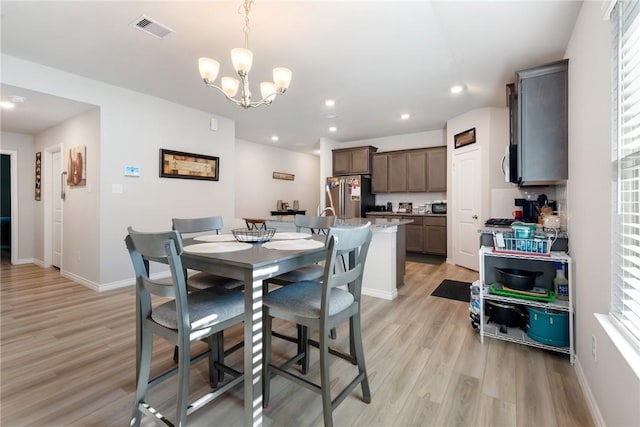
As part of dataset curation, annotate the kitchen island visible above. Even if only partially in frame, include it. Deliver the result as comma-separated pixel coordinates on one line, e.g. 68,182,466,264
266,216,411,300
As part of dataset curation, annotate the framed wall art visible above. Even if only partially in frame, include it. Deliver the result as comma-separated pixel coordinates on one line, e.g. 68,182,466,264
35,152,41,200
67,145,86,186
159,149,219,181
454,128,476,149
272,171,295,181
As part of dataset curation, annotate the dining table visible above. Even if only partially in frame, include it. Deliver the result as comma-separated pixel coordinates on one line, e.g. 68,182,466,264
180,232,327,426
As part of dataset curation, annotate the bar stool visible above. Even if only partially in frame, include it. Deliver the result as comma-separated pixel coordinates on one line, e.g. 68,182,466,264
243,218,267,230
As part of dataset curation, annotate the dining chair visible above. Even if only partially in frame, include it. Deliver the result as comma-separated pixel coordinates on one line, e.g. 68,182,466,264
172,216,244,291
126,227,244,427
264,214,337,357
262,224,373,427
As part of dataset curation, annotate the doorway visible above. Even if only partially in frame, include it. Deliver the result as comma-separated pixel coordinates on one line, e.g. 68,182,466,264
452,147,481,271
44,146,63,268
0,151,18,265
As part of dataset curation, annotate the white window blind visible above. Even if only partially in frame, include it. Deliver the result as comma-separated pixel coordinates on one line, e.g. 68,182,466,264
612,0,640,344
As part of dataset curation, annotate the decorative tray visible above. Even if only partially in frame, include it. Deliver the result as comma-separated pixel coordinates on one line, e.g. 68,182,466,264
489,282,556,302
231,227,276,243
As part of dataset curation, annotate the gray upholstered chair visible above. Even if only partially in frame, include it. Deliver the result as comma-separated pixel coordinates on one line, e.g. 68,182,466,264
172,216,244,291
126,227,244,427
262,224,373,427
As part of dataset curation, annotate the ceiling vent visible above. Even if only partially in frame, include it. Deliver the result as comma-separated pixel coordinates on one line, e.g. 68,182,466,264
131,15,175,39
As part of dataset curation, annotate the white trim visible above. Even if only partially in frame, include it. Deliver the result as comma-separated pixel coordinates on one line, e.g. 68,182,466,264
595,313,640,379
43,144,63,268
574,355,606,427
362,287,397,300
0,149,19,265
602,0,616,20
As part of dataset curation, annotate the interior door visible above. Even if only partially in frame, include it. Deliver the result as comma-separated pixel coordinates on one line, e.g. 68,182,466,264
52,150,62,268
453,148,481,271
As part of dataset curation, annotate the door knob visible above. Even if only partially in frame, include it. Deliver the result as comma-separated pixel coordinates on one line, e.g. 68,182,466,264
472,215,478,219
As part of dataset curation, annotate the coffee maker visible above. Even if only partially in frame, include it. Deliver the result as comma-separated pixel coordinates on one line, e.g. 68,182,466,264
515,197,557,223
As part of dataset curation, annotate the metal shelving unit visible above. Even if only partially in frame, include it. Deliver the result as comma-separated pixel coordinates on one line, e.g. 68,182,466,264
478,246,574,364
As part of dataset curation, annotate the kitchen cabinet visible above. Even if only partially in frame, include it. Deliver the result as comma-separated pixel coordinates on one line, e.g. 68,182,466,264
332,146,377,176
404,216,424,252
478,246,574,364
423,216,447,255
372,147,447,193
511,59,568,186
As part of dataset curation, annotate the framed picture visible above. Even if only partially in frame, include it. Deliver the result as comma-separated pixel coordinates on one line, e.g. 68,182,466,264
273,171,295,181
35,152,42,200
454,128,476,149
67,145,86,186
159,149,219,181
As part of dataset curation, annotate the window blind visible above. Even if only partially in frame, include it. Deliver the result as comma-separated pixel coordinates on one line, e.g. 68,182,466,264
612,0,640,344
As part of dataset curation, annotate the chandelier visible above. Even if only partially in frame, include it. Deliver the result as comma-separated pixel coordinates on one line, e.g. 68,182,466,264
198,0,292,109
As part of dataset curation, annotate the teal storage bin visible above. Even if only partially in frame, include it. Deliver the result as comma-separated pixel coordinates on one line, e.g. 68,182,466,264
526,307,569,347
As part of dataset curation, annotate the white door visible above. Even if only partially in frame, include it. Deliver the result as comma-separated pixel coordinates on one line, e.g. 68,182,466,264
52,150,62,268
453,148,481,271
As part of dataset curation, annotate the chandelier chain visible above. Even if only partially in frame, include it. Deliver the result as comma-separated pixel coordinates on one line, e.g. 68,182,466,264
239,0,253,49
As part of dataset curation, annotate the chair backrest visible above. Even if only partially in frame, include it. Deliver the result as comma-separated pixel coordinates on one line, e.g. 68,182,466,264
172,216,224,237
294,214,335,235
125,227,191,330
320,223,372,316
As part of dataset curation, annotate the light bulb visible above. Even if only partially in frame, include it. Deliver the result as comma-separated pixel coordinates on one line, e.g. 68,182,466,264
260,82,277,101
231,48,253,74
273,67,292,91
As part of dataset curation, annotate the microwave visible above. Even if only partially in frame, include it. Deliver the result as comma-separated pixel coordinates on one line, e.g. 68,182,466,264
432,203,447,214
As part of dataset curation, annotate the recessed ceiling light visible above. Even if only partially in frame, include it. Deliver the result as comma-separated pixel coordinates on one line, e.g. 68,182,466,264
10,95,25,103
325,99,335,107
450,85,465,94
0,101,15,109
329,126,337,133
271,135,279,142
401,113,411,120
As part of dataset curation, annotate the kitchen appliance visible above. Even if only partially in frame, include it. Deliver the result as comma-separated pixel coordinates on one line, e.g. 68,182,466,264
526,307,569,347
386,202,393,212
397,202,412,213
431,202,447,214
485,301,527,329
495,267,543,291
326,175,374,218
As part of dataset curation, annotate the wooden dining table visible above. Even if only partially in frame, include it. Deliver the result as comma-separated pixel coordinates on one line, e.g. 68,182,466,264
180,234,326,426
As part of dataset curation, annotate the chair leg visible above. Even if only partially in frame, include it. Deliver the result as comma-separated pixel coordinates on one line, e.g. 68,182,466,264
176,339,191,426
262,308,273,408
208,335,219,388
300,325,310,374
319,325,334,427
131,330,153,427
351,313,371,403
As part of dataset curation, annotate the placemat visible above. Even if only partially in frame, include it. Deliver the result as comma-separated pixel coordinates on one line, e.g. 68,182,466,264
194,234,236,242
272,232,312,240
262,239,325,251
183,242,252,253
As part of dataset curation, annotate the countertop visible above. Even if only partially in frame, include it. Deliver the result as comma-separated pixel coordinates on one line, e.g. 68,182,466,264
365,211,446,217
266,217,413,228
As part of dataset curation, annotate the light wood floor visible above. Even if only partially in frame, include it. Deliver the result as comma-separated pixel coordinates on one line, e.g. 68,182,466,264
0,256,594,426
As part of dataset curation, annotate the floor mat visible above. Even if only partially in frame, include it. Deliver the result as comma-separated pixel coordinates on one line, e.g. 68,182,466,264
431,279,471,302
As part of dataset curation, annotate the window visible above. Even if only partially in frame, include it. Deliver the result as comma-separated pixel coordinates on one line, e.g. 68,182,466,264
611,0,640,344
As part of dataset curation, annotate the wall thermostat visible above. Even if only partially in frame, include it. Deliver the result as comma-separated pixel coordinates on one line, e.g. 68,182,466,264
124,166,140,177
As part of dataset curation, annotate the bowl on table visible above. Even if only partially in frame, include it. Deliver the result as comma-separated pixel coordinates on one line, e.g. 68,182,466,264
231,228,276,243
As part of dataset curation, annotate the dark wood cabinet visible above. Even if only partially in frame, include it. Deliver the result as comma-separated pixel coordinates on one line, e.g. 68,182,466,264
371,154,388,193
407,150,427,192
423,216,447,255
388,153,407,192
332,146,377,176
405,216,424,252
371,147,446,193
426,147,447,192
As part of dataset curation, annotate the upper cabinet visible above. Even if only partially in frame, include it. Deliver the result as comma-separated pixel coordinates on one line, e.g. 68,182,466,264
512,59,568,186
332,146,378,176
372,147,447,193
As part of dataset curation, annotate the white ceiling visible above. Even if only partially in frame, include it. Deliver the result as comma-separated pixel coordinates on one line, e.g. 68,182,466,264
0,1,583,154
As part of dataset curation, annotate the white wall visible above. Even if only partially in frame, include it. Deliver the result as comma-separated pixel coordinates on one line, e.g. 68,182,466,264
565,1,639,425
34,108,100,282
235,138,320,217
0,132,35,263
2,54,237,289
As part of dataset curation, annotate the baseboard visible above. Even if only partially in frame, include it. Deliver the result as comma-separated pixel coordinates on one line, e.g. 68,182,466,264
574,355,606,427
362,287,397,300
15,257,39,265
61,269,101,291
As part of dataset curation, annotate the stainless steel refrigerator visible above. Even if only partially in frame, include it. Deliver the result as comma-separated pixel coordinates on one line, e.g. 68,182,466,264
326,175,375,218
